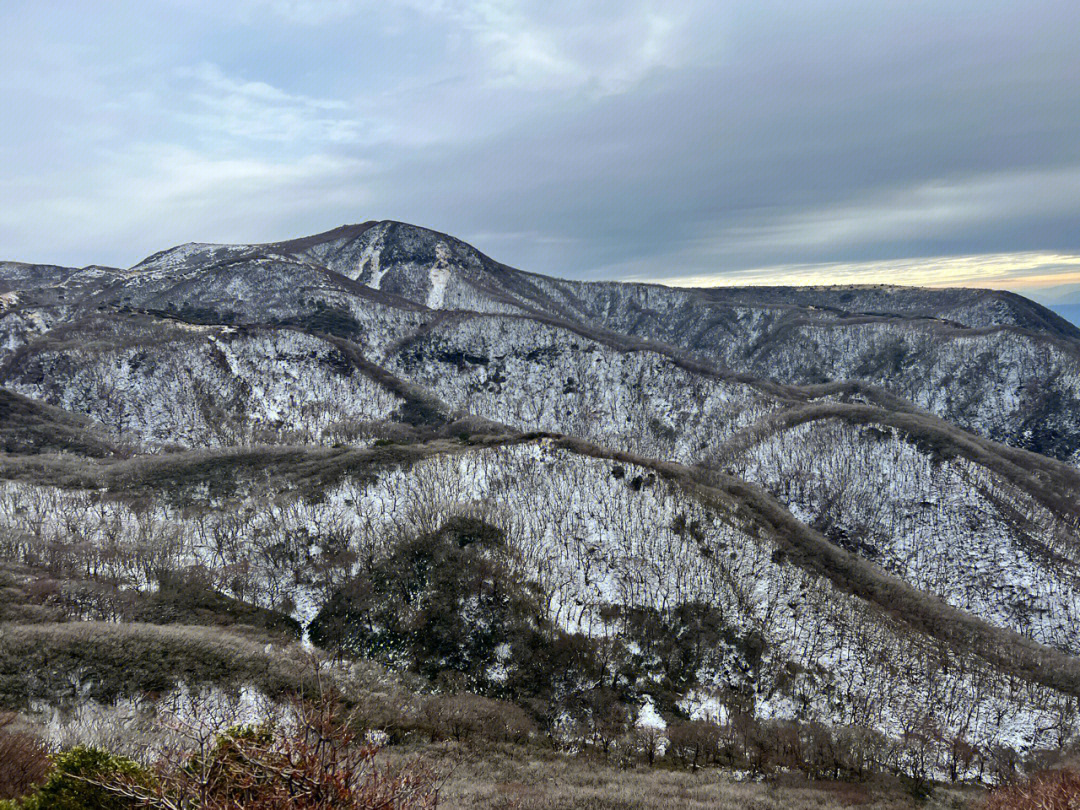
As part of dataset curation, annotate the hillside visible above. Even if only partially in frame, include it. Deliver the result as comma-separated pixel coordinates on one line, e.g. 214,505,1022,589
3,220,1080,793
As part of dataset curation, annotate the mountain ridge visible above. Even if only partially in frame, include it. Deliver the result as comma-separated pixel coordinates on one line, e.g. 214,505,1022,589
4,219,1080,770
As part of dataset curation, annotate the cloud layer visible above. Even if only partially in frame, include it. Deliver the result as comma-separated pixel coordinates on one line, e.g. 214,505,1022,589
1,1,1078,298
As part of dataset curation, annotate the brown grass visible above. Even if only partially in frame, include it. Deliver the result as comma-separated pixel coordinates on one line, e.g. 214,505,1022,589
388,743,975,810
979,768,1080,810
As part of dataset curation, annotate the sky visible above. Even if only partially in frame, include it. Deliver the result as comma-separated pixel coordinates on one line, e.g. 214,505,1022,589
2,1,1080,301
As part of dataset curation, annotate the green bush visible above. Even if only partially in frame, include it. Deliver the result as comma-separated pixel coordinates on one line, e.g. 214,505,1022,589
309,517,547,694
2,746,151,809
309,517,630,736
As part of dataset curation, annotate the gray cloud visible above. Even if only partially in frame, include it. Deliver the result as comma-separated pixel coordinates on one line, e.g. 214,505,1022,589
1,0,1078,296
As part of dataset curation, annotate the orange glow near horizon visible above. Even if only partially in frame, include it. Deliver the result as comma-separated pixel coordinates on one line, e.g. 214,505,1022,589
647,252,1080,298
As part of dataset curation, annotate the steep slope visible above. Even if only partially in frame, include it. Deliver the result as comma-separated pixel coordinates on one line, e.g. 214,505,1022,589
1,437,1078,758
277,220,542,315
0,388,125,457
257,221,1080,462
523,277,1080,462
716,409,1080,655
1,320,397,448
4,220,1080,769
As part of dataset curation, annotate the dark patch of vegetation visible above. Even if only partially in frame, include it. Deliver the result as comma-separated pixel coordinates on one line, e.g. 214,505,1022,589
309,517,554,696
0,389,122,458
270,301,362,340
132,572,301,639
161,302,238,325
0,623,310,709
600,603,763,716
435,349,490,368
391,398,449,429
309,516,776,745
311,519,626,734
854,337,909,377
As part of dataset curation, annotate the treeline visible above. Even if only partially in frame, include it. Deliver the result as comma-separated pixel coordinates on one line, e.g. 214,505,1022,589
344,679,1053,795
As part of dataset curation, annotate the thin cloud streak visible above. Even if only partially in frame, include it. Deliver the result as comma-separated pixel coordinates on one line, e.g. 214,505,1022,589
175,62,377,145
645,252,1080,300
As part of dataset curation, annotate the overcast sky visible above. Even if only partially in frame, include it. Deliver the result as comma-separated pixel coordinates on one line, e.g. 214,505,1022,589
2,1,1080,300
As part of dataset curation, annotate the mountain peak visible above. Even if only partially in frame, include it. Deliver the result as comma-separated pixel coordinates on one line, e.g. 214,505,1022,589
265,220,498,310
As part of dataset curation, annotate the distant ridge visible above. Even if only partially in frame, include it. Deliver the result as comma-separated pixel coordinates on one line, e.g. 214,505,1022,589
1052,303,1080,329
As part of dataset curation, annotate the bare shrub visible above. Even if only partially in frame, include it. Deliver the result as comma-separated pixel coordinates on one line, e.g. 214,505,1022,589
95,694,441,810
667,720,721,771
981,768,1080,810
633,726,663,766
0,712,50,799
422,693,534,744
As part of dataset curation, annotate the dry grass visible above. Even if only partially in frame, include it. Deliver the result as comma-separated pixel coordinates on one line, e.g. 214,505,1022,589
980,768,1080,810
386,743,979,810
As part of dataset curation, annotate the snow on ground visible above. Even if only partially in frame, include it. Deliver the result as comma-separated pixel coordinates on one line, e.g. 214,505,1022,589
426,243,452,309
2,441,1076,757
388,313,778,462
4,325,403,448
728,417,1080,654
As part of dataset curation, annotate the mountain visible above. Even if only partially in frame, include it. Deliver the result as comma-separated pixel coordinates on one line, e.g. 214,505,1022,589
3,220,1080,782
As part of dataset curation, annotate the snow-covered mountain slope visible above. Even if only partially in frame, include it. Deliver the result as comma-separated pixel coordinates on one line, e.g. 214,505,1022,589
275,221,538,315
513,276,1080,462
383,312,782,460
534,276,1080,338
648,314,1080,464
5,220,1080,758
262,221,1080,462
0,317,407,447
720,415,1080,655
2,438,1078,757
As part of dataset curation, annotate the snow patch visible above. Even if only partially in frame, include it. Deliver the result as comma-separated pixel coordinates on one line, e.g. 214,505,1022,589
426,243,452,309
637,697,666,730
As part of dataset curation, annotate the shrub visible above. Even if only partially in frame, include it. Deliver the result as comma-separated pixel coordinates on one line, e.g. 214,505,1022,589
0,623,309,708
125,696,437,810
132,572,302,639
981,768,1080,810
309,518,547,694
667,720,722,771
421,693,534,744
3,746,151,810
0,714,50,800
601,602,761,713
3,696,441,810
